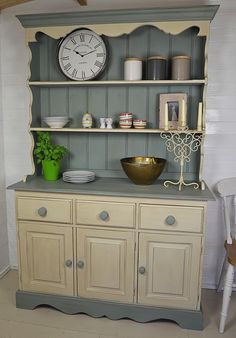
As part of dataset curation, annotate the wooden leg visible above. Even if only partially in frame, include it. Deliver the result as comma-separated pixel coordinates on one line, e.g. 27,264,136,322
219,264,234,333
217,253,227,292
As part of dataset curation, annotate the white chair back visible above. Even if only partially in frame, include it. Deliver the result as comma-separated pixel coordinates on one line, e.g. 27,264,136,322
216,178,236,246
215,177,236,333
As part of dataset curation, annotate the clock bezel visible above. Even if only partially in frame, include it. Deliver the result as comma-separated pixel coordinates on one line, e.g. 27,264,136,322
57,28,107,81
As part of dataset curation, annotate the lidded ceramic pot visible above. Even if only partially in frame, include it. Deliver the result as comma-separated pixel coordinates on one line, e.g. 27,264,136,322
171,55,191,80
147,56,167,80
82,112,93,128
124,57,143,80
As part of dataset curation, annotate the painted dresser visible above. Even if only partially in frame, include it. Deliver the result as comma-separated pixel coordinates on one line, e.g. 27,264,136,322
9,6,218,330
10,177,214,330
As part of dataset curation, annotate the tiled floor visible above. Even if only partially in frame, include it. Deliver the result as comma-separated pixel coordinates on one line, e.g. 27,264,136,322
0,271,235,338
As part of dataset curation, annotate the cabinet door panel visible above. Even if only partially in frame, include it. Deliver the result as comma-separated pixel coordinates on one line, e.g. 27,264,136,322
19,222,74,296
138,233,201,310
77,228,135,303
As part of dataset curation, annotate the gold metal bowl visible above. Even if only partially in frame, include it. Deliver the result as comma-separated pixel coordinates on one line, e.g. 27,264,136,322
120,156,166,185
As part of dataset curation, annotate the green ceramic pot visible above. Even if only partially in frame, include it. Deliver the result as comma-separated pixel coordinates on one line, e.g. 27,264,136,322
42,160,61,181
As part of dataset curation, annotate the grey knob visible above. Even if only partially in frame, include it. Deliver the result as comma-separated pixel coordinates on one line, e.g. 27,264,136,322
99,210,109,221
38,207,47,217
65,259,72,268
166,215,176,225
77,260,85,269
139,266,146,274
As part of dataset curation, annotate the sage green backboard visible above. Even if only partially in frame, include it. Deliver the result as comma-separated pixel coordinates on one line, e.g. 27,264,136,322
30,25,205,180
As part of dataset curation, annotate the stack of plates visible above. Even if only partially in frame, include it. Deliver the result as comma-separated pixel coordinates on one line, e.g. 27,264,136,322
63,170,95,183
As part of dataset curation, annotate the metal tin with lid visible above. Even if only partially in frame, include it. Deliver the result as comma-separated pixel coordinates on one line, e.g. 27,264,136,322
147,55,167,80
171,55,191,80
124,57,143,80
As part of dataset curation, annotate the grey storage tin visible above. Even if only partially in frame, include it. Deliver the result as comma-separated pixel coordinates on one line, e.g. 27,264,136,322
147,56,167,80
171,55,191,80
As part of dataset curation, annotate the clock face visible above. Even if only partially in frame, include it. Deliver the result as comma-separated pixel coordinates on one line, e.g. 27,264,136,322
58,29,107,81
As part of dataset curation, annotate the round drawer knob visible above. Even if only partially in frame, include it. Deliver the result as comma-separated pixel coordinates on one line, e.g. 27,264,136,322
165,215,176,225
139,266,146,275
38,207,47,217
65,259,73,268
77,260,85,269
99,210,109,221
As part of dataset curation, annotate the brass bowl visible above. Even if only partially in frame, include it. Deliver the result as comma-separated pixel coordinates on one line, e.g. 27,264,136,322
120,156,166,185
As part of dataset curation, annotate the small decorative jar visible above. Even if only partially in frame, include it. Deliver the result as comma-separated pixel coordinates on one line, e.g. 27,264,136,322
147,56,167,80
99,117,106,129
171,55,191,80
106,117,113,129
124,57,143,81
82,112,93,128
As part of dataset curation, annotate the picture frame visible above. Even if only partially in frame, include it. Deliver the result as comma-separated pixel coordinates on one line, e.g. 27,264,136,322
159,93,187,129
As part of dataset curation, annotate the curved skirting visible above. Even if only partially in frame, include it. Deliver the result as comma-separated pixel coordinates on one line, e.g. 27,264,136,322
16,290,203,331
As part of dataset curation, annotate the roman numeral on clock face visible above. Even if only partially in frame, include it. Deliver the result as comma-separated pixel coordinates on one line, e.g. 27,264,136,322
96,53,105,58
94,42,101,49
71,38,76,45
61,56,69,60
82,71,86,80
72,69,78,78
79,34,85,42
64,63,72,71
94,60,102,68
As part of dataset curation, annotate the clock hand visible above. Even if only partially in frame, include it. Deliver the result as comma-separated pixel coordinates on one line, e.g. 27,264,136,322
73,50,84,56
83,49,96,56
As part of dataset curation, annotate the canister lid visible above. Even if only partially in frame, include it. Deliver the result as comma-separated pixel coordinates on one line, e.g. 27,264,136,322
172,55,191,60
125,57,143,61
147,55,167,61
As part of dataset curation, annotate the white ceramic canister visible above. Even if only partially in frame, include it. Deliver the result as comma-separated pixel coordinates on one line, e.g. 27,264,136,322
171,55,191,80
124,57,143,80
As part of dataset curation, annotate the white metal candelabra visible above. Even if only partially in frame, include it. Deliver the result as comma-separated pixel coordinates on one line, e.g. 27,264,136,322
160,128,204,191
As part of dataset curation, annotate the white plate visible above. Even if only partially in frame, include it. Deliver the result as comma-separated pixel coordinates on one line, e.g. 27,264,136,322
63,177,95,183
63,170,95,176
63,175,95,180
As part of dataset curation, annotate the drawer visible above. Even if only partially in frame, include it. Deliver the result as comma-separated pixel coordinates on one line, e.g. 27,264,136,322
76,200,135,228
139,204,203,233
17,196,73,224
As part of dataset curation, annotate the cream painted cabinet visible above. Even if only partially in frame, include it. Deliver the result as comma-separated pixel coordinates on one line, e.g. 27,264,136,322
18,222,74,296
76,228,135,303
138,232,202,310
14,191,209,329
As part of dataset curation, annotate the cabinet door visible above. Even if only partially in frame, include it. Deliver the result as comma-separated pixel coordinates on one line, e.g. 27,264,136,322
77,228,135,303
138,233,201,310
19,222,74,296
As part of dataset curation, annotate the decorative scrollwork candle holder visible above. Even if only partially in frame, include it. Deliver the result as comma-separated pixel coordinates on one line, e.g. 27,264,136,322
160,127,204,191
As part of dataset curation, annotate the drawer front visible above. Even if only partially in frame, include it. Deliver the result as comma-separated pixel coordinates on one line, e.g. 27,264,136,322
139,204,203,233
17,197,73,224
76,200,135,228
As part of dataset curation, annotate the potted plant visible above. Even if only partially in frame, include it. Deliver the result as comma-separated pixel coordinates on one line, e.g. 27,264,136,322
34,131,68,181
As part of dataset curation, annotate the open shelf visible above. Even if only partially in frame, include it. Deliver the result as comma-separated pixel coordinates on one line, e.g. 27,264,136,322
30,127,204,134
28,79,206,87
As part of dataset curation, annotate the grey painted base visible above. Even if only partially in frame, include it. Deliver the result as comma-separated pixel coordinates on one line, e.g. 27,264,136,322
16,290,204,331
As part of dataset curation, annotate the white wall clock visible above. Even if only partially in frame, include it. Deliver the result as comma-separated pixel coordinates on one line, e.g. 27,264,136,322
58,29,107,81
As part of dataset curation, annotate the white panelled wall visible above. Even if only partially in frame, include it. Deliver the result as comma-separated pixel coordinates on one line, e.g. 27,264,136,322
0,14,9,277
0,0,235,288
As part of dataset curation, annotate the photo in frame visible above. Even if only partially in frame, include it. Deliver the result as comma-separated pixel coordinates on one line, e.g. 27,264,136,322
159,93,187,129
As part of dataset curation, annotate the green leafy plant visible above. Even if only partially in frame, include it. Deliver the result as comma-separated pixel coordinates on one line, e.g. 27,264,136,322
34,131,68,164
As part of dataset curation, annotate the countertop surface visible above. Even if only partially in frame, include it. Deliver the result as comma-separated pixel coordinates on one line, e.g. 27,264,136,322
8,176,215,201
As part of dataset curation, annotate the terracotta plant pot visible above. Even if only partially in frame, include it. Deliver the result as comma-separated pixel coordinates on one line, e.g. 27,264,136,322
42,160,60,181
